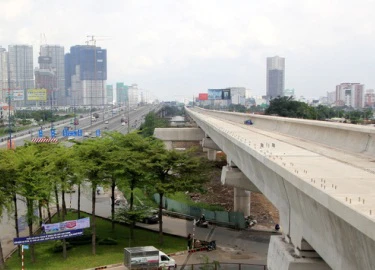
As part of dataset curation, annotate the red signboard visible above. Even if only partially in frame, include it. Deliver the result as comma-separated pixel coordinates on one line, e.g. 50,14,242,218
198,93,208,100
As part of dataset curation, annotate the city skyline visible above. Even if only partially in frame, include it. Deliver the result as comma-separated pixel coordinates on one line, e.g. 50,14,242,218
1,0,375,101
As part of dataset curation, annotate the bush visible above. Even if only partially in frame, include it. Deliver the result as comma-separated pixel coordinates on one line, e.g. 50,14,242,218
98,237,118,245
51,240,72,253
68,228,97,246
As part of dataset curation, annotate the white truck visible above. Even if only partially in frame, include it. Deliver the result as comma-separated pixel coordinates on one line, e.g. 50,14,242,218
124,246,176,269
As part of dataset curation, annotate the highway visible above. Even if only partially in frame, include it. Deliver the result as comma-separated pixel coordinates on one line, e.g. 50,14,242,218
0,104,157,148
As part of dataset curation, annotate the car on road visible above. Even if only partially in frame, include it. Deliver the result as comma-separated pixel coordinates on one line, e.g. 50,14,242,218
121,122,126,126
105,120,109,124
67,136,75,141
141,210,159,224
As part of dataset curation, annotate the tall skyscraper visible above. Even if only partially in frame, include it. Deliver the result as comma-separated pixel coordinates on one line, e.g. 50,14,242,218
65,45,107,106
335,83,364,108
128,84,139,107
266,56,285,100
8,45,34,105
116,82,128,105
106,84,113,104
0,47,8,102
36,45,65,105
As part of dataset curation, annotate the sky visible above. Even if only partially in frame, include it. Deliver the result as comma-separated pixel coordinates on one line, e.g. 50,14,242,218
1,0,375,101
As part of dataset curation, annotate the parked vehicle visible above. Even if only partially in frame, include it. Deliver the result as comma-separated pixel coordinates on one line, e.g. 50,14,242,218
124,246,177,270
244,119,253,125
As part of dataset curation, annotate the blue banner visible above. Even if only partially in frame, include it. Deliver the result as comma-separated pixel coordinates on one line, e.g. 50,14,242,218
13,229,83,245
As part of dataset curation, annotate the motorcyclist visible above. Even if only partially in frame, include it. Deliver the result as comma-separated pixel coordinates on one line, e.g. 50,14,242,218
199,214,206,223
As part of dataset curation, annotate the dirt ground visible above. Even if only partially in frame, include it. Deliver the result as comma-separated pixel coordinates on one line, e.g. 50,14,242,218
188,160,279,227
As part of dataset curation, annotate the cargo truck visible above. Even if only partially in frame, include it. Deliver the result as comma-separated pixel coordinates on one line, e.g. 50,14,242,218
124,246,176,269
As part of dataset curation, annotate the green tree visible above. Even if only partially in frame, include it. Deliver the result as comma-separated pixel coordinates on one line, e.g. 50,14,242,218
147,143,210,244
15,144,52,263
74,138,109,255
109,132,151,237
139,112,168,137
0,149,17,269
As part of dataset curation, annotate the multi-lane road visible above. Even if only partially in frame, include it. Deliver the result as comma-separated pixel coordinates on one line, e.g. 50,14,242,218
0,104,158,149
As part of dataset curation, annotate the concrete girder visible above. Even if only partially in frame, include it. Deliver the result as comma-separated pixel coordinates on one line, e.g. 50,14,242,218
154,128,205,141
201,137,221,151
221,165,260,193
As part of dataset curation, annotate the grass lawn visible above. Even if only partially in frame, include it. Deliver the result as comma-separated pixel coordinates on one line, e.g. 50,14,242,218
5,211,186,270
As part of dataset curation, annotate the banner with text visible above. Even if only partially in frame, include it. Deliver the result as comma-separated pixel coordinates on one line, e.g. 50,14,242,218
43,217,90,234
13,229,83,245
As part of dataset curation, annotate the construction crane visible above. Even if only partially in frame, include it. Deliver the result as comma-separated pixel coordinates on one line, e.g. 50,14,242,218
86,35,111,46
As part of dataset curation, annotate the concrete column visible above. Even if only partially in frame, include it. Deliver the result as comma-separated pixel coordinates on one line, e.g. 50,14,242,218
267,236,330,270
234,187,250,216
207,149,217,161
164,141,173,150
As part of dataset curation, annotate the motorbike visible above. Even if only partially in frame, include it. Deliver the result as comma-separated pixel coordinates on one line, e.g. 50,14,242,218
245,216,257,228
196,219,209,228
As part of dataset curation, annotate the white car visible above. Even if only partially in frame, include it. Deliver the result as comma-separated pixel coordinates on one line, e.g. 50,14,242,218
105,120,109,124
121,122,126,126
67,136,75,141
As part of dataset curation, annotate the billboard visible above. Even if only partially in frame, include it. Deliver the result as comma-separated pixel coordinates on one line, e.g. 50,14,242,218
208,89,223,100
43,217,90,234
27,89,47,101
198,93,208,100
222,89,231,100
13,90,25,101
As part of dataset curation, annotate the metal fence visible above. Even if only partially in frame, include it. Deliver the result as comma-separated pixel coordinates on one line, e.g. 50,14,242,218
178,263,267,270
153,194,246,229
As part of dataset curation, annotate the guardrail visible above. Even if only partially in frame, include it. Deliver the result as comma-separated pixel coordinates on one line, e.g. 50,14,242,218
179,262,267,270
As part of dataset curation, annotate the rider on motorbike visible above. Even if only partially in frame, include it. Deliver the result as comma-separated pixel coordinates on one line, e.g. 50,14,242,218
199,214,206,223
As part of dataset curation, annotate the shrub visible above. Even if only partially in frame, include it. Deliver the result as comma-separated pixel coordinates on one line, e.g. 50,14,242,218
98,237,118,245
51,240,72,253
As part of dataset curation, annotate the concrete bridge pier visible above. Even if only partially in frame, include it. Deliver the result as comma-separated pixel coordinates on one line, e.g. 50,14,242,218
201,137,220,161
268,236,331,270
221,164,259,217
207,149,217,161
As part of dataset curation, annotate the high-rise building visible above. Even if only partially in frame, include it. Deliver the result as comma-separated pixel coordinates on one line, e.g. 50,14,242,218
266,56,285,100
8,45,34,105
229,87,246,105
335,83,364,108
106,84,113,104
65,45,107,106
116,82,128,105
364,89,375,107
37,45,65,105
128,84,139,107
0,47,8,102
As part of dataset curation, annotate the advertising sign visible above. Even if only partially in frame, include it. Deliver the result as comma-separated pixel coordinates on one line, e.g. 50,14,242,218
13,90,25,101
222,89,231,100
208,89,223,100
43,217,90,234
198,93,208,100
27,89,47,101
13,229,83,245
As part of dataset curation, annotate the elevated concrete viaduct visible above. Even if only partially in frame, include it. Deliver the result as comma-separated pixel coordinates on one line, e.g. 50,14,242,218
185,107,375,270
154,127,252,216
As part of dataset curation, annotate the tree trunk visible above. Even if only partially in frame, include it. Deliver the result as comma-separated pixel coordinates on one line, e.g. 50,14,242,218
27,199,35,263
62,190,67,217
38,200,43,226
130,184,135,240
91,185,96,255
158,193,164,245
0,241,5,270
111,178,115,232
61,199,67,259
54,184,60,219
12,193,20,257
77,184,81,219
47,201,52,223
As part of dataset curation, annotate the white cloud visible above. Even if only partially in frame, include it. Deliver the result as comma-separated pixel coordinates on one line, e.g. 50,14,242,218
1,0,375,100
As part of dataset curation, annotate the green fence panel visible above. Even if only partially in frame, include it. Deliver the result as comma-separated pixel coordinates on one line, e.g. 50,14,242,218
215,211,229,223
229,212,246,228
153,194,246,228
201,209,215,221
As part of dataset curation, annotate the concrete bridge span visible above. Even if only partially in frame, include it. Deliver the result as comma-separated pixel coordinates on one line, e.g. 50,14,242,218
186,107,375,270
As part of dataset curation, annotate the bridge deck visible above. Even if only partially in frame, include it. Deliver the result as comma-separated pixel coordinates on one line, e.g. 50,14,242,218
195,110,375,221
